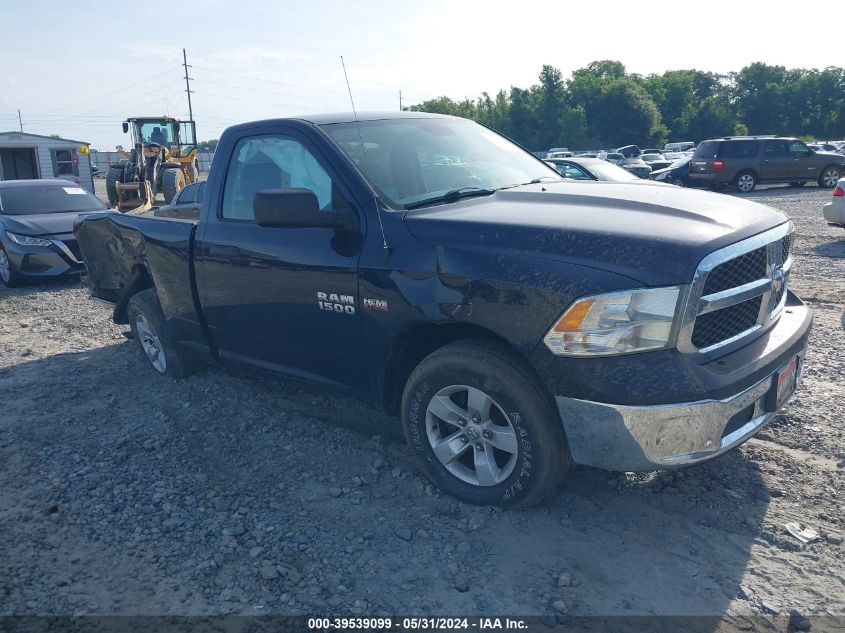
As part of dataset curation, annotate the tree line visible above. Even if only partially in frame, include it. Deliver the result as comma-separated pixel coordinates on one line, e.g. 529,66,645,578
407,61,845,151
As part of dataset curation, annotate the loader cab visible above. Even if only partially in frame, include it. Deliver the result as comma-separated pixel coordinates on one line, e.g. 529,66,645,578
123,117,197,157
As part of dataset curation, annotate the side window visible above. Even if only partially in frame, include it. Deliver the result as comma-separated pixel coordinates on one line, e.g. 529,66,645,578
789,140,809,156
178,183,197,204
560,164,590,180
722,140,758,158
221,134,339,221
764,140,788,157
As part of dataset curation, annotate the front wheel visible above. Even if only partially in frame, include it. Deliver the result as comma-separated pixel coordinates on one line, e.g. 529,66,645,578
734,171,757,193
818,166,841,188
127,288,194,378
0,244,21,287
401,340,569,508
669,176,685,187
161,168,186,204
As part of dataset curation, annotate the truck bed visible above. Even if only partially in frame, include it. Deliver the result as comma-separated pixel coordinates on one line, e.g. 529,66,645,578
74,212,199,328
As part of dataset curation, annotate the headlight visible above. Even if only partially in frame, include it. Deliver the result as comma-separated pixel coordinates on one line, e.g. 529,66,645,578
6,232,53,247
543,286,683,356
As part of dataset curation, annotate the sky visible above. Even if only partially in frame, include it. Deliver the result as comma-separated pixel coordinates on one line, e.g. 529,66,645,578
0,0,825,150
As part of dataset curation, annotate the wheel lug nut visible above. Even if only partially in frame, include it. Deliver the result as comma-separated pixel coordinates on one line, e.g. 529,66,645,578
475,443,484,450
458,419,467,427
482,430,492,439
461,436,468,443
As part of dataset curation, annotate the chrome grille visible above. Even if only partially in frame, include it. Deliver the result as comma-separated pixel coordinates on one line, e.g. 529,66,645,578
678,223,793,355
691,296,763,348
701,247,767,295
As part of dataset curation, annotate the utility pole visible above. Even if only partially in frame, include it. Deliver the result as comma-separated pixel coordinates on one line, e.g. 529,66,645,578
399,90,403,111
17,109,23,132
182,48,194,122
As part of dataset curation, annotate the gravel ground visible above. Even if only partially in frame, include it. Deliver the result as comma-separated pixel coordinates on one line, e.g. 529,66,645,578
1,184,843,623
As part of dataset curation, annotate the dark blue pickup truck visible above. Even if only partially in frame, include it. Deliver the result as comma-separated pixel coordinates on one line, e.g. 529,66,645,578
75,112,812,508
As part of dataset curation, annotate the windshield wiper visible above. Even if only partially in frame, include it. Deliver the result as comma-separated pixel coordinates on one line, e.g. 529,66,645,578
404,187,496,210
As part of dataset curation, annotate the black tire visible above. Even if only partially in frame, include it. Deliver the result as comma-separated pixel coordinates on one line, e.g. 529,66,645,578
161,168,185,204
818,166,841,188
0,244,22,287
788,182,806,188
126,288,194,378
669,176,685,187
734,170,757,193
401,340,569,508
105,166,125,207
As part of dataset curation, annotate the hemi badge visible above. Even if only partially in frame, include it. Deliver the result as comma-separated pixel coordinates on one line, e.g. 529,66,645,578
363,298,389,312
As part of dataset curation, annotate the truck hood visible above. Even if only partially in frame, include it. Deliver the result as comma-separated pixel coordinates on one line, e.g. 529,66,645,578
1,211,86,237
402,180,788,286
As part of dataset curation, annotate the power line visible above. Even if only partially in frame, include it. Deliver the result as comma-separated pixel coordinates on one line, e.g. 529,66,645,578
191,64,347,95
62,66,182,111
191,78,343,105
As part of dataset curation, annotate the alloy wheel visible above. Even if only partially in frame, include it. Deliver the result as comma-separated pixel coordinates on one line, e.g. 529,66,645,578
425,385,519,487
823,169,839,187
737,174,755,192
135,314,167,373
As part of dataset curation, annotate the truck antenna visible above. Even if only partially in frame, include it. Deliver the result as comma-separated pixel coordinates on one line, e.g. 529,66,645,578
340,55,389,250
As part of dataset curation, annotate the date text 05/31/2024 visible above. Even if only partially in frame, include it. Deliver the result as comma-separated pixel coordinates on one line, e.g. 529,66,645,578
307,617,529,630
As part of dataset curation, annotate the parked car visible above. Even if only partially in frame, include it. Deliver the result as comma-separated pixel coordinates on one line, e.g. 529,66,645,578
546,151,574,158
662,152,686,162
75,111,811,508
689,136,845,192
620,156,653,179
0,179,107,287
650,157,694,187
91,164,104,178
545,157,641,182
154,181,206,219
641,149,663,156
664,141,695,153
822,178,845,227
615,144,641,158
641,153,673,171
602,152,625,164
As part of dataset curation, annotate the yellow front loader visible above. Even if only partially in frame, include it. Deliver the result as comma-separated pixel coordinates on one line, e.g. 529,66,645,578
106,117,199,212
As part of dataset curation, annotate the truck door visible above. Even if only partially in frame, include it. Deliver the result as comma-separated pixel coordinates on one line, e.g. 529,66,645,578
195,130,367,392
761,140,791,179
787,139,818,181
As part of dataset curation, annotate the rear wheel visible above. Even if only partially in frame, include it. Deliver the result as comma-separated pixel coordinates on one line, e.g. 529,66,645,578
105,166,125,206
161,168,185,204
127,288,195,378
669,176,685,187
0,244,21,287
734,170,757,193
818,166,840,188
401,340,569,508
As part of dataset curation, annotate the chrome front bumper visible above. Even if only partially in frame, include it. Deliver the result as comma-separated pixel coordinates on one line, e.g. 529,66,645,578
555,352,806,472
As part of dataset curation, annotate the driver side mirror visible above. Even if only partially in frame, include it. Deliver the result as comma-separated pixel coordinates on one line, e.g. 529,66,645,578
122,122,129,133
253,189,357,230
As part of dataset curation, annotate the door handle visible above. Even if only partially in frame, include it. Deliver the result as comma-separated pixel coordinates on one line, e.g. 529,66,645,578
208,245,241,258
763,159,771,163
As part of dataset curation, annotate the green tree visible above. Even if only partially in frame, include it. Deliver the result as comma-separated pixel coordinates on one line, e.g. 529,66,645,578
589,78,665,147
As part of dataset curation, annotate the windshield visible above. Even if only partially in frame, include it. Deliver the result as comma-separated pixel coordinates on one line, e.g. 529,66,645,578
587,162,641,181
0,184,107,215
321,117,559,209
134,120,178,146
